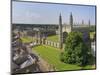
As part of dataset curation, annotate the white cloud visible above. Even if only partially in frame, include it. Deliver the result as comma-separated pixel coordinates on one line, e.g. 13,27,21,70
12,10,42,23
25,11,41,19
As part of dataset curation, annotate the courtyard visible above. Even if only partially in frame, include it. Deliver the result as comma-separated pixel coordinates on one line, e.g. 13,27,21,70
32,45,95,71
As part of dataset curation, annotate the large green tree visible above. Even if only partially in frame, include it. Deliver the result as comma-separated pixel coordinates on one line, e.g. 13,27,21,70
63,32,68,43
60,31,92,66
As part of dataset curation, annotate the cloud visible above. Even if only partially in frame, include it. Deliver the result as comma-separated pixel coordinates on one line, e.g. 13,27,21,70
25,11,41,19
12,10,42,24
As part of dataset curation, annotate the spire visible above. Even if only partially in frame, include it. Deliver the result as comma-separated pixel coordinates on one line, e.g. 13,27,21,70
70,12,73,31
88,20,91,32
82,20,84,25
88,20,90,26
59,13,62,25
59,13,63,49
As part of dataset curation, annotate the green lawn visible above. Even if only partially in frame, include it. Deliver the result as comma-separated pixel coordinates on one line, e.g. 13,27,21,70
21,36,35,43
46,32,96,42
47,35,59,42
90,32,95,39
33,45,85,71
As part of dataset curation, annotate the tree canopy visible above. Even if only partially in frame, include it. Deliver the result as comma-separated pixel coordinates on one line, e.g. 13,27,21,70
60,31,93,66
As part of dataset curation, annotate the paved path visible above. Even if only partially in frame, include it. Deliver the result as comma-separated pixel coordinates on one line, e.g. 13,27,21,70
26,43,55,72
32,50,55,72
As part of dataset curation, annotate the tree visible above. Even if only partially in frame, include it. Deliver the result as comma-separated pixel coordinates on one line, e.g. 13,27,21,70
60,31,92,66
93,33,96,41
63,32,68,43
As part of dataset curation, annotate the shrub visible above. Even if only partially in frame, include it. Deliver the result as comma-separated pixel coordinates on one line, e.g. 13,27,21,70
60,31,93,66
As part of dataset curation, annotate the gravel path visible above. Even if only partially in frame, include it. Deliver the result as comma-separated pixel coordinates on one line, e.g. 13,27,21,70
32,50,55,72
26,43,55,72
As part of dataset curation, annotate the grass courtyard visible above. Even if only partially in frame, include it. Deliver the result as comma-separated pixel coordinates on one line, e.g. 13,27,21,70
21,36,35,43
21,35,59,43
90,32,95,40
47,32,95,42
20,32,95,43
32,45,94,71
47,35,59,42
21,34,95,71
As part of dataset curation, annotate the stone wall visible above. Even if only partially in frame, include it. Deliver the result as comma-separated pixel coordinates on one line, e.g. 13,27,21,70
45,40,60,48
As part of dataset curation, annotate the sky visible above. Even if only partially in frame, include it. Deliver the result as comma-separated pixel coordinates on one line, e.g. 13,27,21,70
12,1,96,25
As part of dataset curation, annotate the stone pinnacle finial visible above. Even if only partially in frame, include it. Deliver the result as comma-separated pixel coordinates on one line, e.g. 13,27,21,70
89,20,90,26
70,12,73,31
59,13,63,49
82,20,84,25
